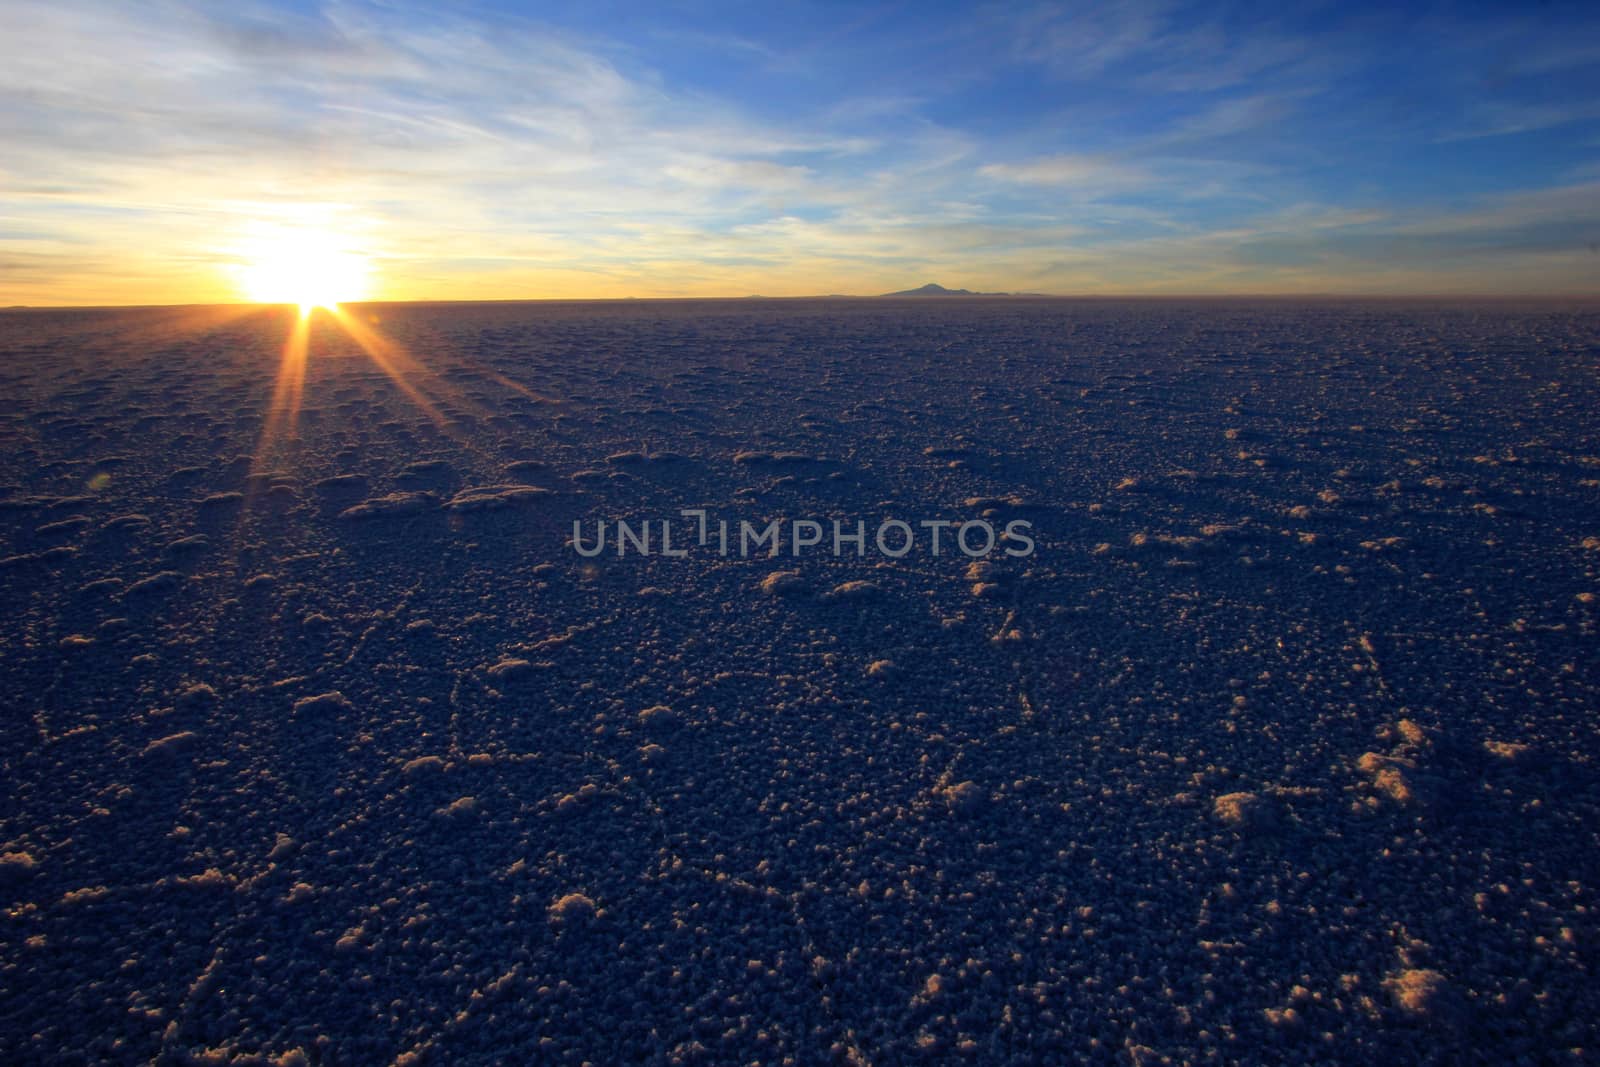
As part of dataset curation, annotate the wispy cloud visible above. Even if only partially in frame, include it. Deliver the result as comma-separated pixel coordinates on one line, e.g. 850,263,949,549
978,154,1143,190
0,0,1596,302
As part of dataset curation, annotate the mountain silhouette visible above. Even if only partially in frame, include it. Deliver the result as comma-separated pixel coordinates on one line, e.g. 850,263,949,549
880,282,1006,297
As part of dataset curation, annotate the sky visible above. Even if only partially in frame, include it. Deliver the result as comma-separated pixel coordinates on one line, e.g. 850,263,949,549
2,0,1599,305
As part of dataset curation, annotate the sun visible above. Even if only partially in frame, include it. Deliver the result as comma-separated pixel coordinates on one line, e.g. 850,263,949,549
236,226,372,312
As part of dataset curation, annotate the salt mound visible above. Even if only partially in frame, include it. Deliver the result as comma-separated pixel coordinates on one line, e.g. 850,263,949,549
486,658,537,682
1356,752,1420,807
445,484,552,511
124,571,182,598
142,731,199,758
292,691,352,717
338,491,437,520
759,570,805,596
963,493,1027,509
940,780,986,815
164,533,209,555
402,755,447,775
638,705,679,729
824,580,880,601
435,796,478,818
549,892,598,921
1482,739,1532,762
1213,791,1277,831
1384,968,1459,1022
734,450,825,467
175,683,219,710
0,851,38,883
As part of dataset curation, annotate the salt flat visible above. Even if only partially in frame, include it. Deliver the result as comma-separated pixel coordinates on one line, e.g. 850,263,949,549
1,298,1597,1064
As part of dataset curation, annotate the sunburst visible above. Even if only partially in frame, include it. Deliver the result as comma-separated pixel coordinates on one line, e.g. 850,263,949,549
236,226,371,313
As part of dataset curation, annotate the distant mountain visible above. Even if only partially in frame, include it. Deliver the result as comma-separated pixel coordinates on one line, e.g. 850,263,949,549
880,283,1007,297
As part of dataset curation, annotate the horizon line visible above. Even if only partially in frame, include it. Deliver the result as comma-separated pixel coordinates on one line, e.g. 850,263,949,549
6,292,1600,312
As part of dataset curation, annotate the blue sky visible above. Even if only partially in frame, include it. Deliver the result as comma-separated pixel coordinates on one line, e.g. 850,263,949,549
2,0,1598,303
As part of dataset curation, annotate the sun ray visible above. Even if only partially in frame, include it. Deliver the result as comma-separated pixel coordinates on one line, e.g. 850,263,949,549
246,295,550,485
270,311,312,437
252,308,311,468
327,311,543,467
330,307,453,429
454,359,563,407
356,314,566,409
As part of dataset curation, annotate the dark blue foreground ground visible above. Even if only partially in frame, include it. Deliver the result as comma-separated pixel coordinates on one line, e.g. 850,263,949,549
1,298,1596,1064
